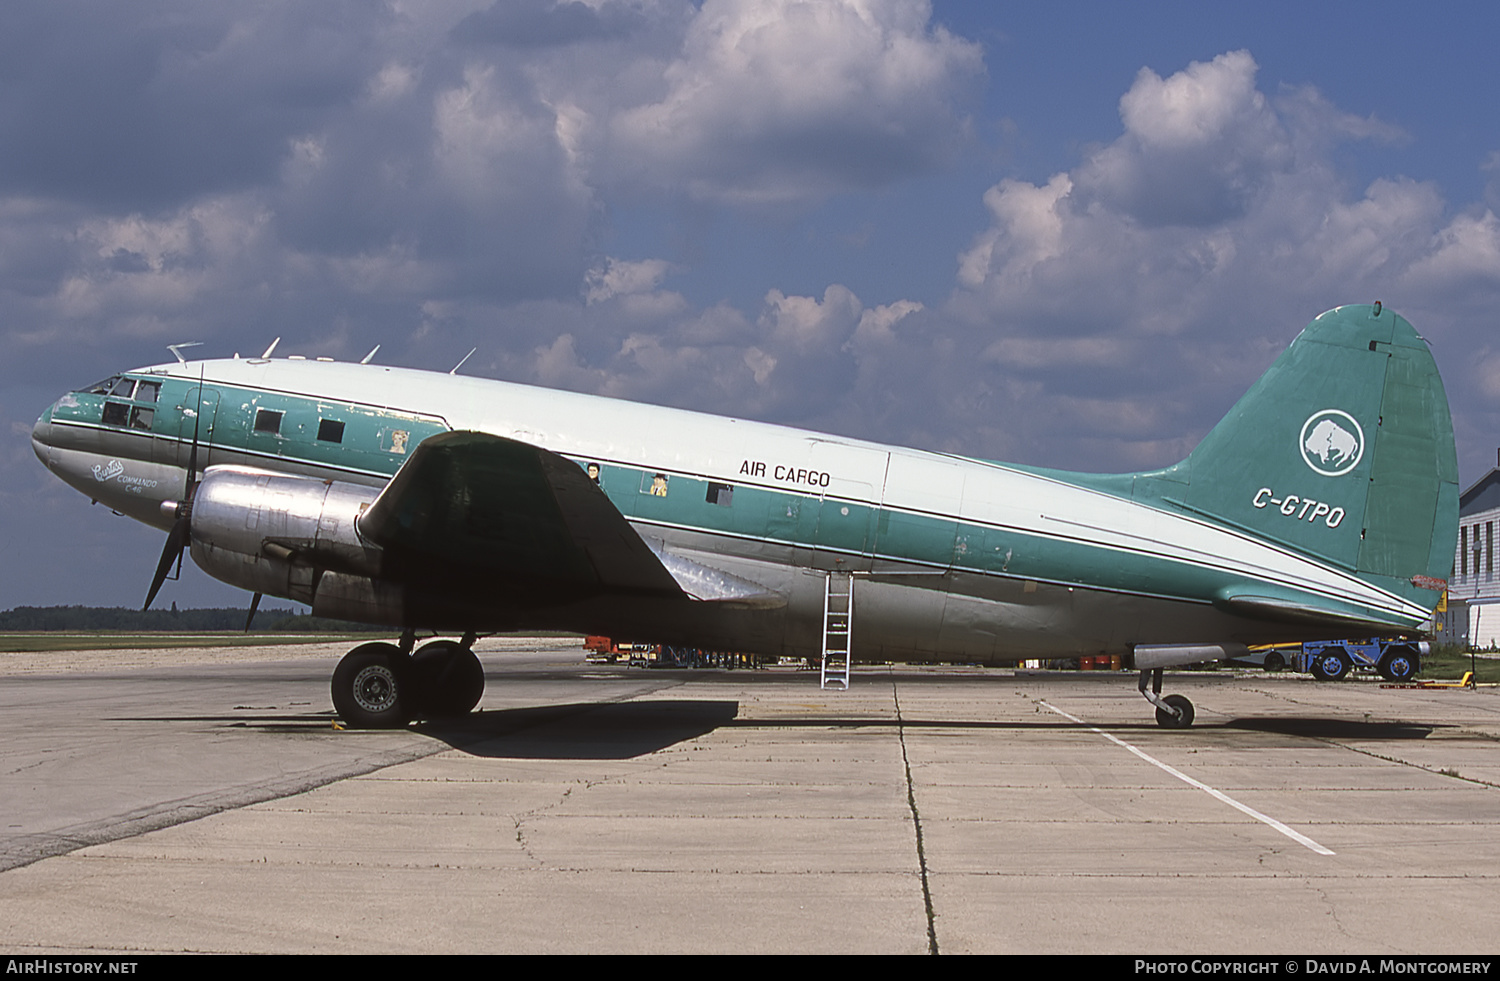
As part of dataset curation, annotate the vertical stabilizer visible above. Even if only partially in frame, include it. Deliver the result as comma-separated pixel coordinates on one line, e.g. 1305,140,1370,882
1162,305,1457,617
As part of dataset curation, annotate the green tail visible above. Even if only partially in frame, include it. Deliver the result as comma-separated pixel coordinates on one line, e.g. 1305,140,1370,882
1143,304,1458,617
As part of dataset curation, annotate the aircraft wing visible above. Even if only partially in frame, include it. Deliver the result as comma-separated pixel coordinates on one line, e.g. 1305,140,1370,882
357,430,684,595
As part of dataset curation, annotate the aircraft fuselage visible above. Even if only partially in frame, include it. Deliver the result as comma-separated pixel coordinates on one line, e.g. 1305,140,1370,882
31,341,1434,664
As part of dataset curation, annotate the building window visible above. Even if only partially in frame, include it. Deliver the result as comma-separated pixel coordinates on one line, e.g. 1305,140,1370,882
1462,526,1469,577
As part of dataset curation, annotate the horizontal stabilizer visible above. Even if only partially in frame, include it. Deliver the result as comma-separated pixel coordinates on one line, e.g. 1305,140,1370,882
1216,593,1405,633
1134,643,1249,670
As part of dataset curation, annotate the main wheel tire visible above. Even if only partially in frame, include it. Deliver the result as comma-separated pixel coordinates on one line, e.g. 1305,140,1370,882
408,641,485,717
332,642,413,729
1155,693,1195,729
1379,647,1419,682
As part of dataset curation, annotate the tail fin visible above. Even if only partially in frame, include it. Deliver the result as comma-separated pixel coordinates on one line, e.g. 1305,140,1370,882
1160,304,1458,618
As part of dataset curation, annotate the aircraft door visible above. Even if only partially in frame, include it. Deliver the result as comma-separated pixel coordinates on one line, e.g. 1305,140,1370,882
813,486,876,570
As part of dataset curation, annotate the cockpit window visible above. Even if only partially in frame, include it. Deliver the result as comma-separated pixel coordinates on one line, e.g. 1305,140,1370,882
102,402,129,427
82,376,121,395
130,407,154,431
80,376,157,402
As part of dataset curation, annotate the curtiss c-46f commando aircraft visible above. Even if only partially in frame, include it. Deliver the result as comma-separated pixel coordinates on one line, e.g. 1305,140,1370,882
32,304,1457,728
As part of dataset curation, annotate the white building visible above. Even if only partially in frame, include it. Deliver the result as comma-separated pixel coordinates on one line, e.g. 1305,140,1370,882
1451,454,1500,648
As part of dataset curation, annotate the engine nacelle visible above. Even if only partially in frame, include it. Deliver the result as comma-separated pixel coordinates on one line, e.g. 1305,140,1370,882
189,466,405,624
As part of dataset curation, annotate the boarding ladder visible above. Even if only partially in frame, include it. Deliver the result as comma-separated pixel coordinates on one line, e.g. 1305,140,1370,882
820,571,854,690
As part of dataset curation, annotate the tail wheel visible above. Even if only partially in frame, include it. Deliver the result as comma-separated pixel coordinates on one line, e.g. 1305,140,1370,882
332,642,413,729
408,640,485,718
1155,693,1195,729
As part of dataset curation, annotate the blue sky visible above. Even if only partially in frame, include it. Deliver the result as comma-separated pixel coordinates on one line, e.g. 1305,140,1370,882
4,0,1498,609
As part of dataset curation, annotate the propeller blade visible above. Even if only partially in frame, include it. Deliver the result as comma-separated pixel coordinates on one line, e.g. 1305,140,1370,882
146,368,208,610
143,516,189,610
244,592,262,633
185,377,203,491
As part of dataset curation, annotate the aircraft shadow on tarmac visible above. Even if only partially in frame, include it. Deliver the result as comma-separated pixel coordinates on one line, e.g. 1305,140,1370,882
727,714,1445,739
418,700,743,759
419,712,1448,745
1223,717,1441,740
126,699,744,760
120,702,1455,758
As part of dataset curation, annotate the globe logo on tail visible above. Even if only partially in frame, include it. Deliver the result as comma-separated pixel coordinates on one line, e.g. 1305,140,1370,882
1300,410,1364,476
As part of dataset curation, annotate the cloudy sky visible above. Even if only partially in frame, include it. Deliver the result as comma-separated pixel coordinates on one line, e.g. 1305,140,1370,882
5,0,1499,610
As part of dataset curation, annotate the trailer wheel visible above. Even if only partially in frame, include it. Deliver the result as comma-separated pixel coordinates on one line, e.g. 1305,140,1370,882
1310,648,1350,682
1263,651,1285,672
1379,647,1419,682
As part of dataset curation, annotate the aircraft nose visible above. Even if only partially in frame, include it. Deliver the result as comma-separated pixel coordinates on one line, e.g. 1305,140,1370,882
32,410,53,469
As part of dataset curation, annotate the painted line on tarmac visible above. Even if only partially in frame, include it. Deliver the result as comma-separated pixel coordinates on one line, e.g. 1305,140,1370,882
1039,701,1336,856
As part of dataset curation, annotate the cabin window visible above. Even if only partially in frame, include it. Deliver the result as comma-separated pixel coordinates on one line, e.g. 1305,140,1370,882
101,401,129,426
318,419,345,443
706,482,733,507
130,407,154,431
254,408,283,435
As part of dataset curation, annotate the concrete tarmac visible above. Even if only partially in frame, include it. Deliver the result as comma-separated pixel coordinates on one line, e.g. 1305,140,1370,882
1,640,1497,954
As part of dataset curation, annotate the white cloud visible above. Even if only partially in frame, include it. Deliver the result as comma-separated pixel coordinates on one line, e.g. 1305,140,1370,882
584,257,675,304
1073,51,1291,227
607,0,982,205
943,50,1500,469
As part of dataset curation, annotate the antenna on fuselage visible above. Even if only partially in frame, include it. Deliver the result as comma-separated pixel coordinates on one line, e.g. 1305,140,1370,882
260,337,281,359
360,345,380,365
450,348,476,375
167,342,202,364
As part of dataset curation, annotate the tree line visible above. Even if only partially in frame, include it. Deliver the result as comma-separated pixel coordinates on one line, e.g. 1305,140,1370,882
0,605,385,633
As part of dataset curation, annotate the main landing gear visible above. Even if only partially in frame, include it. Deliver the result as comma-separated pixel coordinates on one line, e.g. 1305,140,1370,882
1139,668,1195,729
331,631,485,729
